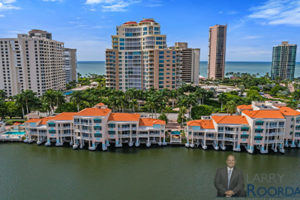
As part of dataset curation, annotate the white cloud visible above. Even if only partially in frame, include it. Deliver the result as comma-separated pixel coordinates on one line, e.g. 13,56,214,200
102,1,129,12
249,0,300,26
85,0,118,4
0,0,19,10
85,0,140,12
3,0,15,3
0,14,4,17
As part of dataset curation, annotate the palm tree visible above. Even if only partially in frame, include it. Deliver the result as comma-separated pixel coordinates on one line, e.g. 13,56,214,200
225,100,237,115
129,99,138,112
177,106,187,128
0,100,7,120
178,94,197,118
145,95,157,118
218,93,227,111
70,91,84,112
15,90,39,115
158,112,168,124
42,90,58,114
0,90,6,100
14,94,25,118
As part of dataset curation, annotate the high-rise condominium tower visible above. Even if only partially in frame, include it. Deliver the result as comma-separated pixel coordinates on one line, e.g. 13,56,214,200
172,42,200,85
271,41,297,80
0,30,69,96
64,48,77,83
208,24,227,79
106,19,182,91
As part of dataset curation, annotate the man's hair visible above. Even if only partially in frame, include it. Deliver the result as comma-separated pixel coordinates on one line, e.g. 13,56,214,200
226,154,236,160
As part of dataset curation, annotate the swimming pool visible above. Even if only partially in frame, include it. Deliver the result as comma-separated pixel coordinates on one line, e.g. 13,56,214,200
5,131,25,135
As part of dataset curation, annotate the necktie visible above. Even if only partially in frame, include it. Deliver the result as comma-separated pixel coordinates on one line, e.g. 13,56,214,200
228,169,232,189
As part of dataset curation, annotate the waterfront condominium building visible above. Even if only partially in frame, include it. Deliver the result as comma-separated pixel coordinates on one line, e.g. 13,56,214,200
207,24,227,79
186,101,300,154
25,103,166,150
63,48,77,83
271,41,297,80
171,42,200,85
106,19,183,91
0,29,67,96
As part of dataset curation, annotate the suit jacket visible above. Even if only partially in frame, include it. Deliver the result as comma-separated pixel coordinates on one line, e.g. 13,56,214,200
214,166,246,197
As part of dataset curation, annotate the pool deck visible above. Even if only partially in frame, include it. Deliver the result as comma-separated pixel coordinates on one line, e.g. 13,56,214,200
0,131,25,142
0,135,23,142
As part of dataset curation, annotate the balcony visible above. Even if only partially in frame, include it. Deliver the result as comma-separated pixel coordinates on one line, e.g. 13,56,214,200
224,137,236,141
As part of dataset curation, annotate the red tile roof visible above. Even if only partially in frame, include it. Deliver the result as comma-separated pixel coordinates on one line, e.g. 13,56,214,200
139,118,166,126
140,19,155,23
237,105,253,110
51,112,78,121
242,110,285,119
25,118,41,123
187,119,215,129
124,21,137,25
95,102,105,107
108,113,140,122
40,117,55,125
278,107,300,116
212,115,248,125
75,108,111,117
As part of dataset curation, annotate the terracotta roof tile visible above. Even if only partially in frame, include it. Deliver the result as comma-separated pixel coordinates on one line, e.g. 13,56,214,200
108,113,140,122
40,116,56,125
212,115,248,125
124,21,137,25
242,110,285,119
237,105,253,110
51,112,77,121
187,119,215,129
139,118,166,126
25,118,41,123
279,107,300,116
95,102,105,107
75,108,111,117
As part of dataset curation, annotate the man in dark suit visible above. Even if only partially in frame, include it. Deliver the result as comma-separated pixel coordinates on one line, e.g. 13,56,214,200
214,154,246,197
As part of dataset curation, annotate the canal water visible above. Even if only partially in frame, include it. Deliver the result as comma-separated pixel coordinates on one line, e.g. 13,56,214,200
0,144,299,200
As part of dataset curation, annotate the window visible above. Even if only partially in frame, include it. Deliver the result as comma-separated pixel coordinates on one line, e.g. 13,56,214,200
241,127,249,131
255,128,263,133
94,119,102,123
254,136,263,140
108,131,115,135
241,135,249,139
94,126,102,131
94,133,102,138
108,124,115,128
255,121,264,126
48,122,55,127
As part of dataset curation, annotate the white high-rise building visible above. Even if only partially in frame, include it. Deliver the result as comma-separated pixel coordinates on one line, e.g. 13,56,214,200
0,29,67,96
63,48,77,83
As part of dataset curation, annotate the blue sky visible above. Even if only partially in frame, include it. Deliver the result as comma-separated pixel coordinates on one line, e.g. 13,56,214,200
0,0,299,61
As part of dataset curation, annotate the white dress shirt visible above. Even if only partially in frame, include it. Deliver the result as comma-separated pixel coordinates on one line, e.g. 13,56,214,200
227,167,233,189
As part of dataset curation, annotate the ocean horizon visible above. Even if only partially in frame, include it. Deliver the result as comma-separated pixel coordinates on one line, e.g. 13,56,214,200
77,61,300,78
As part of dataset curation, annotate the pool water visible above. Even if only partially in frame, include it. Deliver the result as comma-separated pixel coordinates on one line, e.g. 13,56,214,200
5,131,25,135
